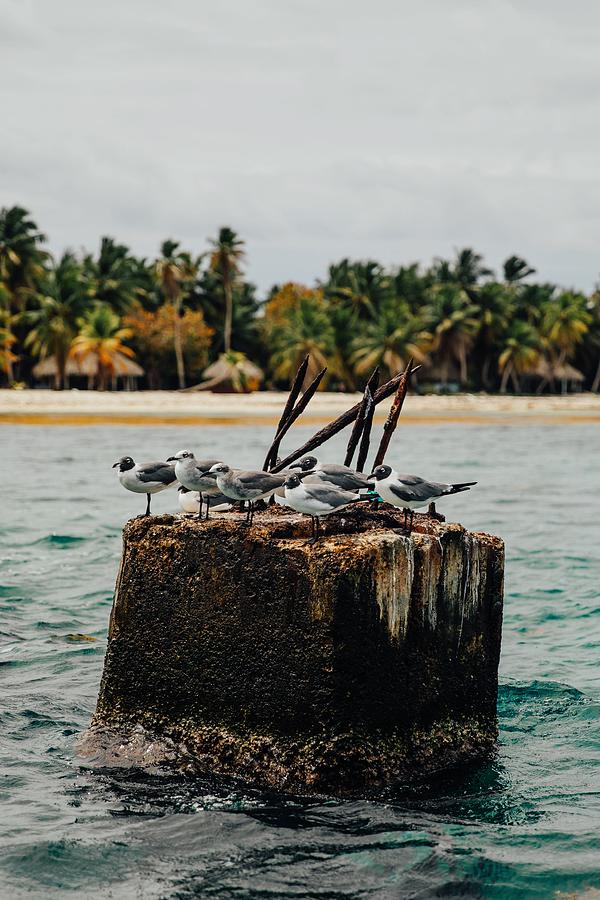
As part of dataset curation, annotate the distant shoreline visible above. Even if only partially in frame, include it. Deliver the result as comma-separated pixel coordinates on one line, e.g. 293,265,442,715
2,389,600,426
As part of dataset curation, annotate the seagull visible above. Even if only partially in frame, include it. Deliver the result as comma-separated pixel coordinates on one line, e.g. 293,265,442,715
368,464,477,530
178,486,231,515
282,473,366,539
167,450,223,519
288,456,370,493
208,463,287,524
112,456,177,516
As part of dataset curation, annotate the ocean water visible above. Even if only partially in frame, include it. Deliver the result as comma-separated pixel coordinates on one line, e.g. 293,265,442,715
1,419,599,899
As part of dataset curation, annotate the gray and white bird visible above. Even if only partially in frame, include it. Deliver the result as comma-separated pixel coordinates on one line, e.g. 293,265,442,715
282,473,366,539
178,486,231,515
208,463,287,524
167,450,223,519
288,455,369,493
112,456,177,516
368,464,476,529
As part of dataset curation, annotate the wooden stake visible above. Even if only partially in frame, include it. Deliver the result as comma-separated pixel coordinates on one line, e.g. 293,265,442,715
262,366,327,471
272,364,421,473
343,367,379,468
371,359,413,471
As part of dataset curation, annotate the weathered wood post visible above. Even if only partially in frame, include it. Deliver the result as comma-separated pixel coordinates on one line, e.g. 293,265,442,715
80,509,504,796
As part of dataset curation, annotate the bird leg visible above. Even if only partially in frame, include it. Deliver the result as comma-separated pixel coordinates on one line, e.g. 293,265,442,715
197,493,203,520
307,515,319,544
205,495,210,520
145,493,151,516
408,510,414,531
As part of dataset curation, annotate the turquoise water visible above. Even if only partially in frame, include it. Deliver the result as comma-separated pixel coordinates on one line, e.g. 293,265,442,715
1,421,599,899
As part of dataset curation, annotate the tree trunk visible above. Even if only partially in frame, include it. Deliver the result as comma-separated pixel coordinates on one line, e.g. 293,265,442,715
499,363,511,394
458,344,468,386
3,320,14,383
56,350,66,391
591,358,600,393
173,298,186,390
482,355,492,390
223,280,233,354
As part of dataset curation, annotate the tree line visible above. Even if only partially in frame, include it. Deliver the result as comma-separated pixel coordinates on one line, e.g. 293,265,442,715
1,205,599,393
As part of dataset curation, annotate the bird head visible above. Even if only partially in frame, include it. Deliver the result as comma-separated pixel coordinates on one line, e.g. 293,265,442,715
209,463,230,475
167,449,193,462
368,464,392,482
289,455,318,472
284,474,301,490
112,456,135,471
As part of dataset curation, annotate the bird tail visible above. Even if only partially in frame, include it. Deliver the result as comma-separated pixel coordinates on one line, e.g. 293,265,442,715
446,481,477,494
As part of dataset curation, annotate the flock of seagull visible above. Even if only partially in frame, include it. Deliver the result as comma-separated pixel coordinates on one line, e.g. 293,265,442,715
113,449,476,538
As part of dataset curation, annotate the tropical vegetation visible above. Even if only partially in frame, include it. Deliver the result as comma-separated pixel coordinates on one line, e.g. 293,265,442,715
1,205,599,394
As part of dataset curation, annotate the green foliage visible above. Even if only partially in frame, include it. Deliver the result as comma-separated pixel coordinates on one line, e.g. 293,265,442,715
23,252,94,388
3,205,599,394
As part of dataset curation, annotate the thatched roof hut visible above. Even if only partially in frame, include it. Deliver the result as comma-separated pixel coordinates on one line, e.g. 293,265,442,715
529,360,584,383
186,354,264,393
33,353,144,387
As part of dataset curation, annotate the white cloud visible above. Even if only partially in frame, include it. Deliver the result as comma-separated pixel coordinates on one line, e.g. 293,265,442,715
1,0,599,290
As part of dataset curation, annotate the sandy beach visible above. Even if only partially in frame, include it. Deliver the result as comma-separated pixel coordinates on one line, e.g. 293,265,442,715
1,388,600,426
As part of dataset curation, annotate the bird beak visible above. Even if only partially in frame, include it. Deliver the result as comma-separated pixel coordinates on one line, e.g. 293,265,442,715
112,462,119,468
298,470,316,479
203,472,218,479
166,456,176,462
367,473,375,481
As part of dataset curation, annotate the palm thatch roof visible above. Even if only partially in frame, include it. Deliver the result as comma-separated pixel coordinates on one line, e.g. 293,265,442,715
33,353,144,379
186,354,264,393
529,359,585,382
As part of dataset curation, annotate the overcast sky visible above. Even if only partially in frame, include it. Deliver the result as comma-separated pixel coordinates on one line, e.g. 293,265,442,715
2,0,599,293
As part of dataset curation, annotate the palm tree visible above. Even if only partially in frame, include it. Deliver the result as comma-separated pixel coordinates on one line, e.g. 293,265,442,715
0,206,47,380
84,237,148,314
351,298,429,381
452,248,493,287
0,303,17,379
473,282,513,389
424,284,480,386
208,227,245,354
503,255,536,284
23,252,92,388
155,240,200,389
268,293,336,386
70,304,135,390
497,321,540,393
431,248,492,288
541,291,590,371
322,259,392,320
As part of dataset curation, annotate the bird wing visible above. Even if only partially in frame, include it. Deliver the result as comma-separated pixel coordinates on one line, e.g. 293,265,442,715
206,492,231,507
319,464,369,490
237,471,285,491
396,473,427,485
305,484,360,506
137,462,177,485
195,459,222,473
390,480,442,502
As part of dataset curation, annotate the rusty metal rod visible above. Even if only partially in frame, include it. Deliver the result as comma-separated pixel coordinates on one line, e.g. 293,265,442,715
355,386,376,472
371,358,413,470
262,366,327,471
272,363,420,473
343,367,379,468
262,355,309,470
